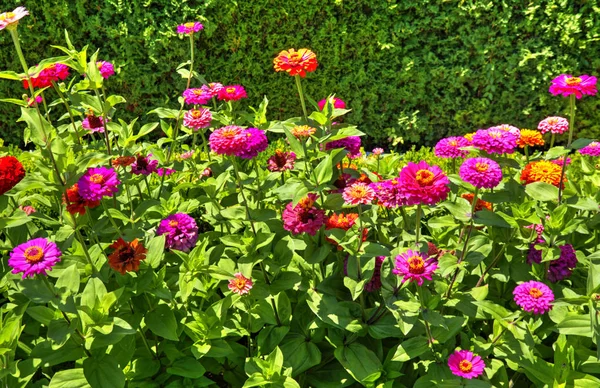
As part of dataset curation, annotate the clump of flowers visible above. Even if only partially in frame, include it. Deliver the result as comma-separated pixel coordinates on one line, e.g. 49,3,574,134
393,249,437,286
217,85,247,101
183,108,212,130
82,112,105,133
0,155,26,195
579,141,600,156
471,128,518,154
177,22,203,35
434,136,470,158
448,350,485,380
156,213,199,252
538,116,569,134
236,128,268,159
513,280,554,314
267,150,296,172
8,238,62,278
282,193,326,236
77,167,120,201
228,273,253,295
549,74,597,98
461,193,492,212
273,48,318,77
183,87,212,105
23,63,70,89
517,129,545,148
0,6,28,30
291,125,316,139
370,179,406,208
343,182,375,205
108,238,147,274
63,183,101,215
325,136,361,158
318,97,346,110
398,161,450,205
131,154,158,176
459,157,503,189
520,160,564,187
97,61,115,79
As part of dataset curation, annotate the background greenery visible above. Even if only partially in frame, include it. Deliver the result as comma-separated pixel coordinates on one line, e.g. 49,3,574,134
1,0,599,147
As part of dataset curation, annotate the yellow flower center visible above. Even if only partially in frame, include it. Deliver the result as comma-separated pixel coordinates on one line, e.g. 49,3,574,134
415,169,434,186
192,89,204,96
349,186,368,199
191,110,202,119
221,128,239,138
489,130,502,139
298,196,315,209
169,220,179,227
287,51,303,65
184,22,195,28
475,162,489,173
24,246,44,264
407,255,425,274
529,287,543,299
0,12,16,21
449,140,458,146
233,278,247,290
89,174,104,184
547,118,558,125
459,360,473,373
226,87,236,94
565,77,582,86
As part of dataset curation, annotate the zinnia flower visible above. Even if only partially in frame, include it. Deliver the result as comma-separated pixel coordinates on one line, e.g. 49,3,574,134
183,108,212,130
551,158,571,167
19,205,35,215
291,125,316,139
228,273,253,295
343,182,375,205
547,244,578,283
131,154,158,176
82,113,105,133
517,129,545,148
434,136,470,158
77,167,120,201
63,183,101,215
273,48,318,77
209,126,247,155
108,238,147,274
325,136,362,158
112,156,136,168
370,179,407,208
177,22,203,35
0,155,26,195
236,128,268,159
448,350,485,379
97,61,115,79
538,116,569,135
8,238,61,278
267,150,296,172
156,168,176,177
373,148,384,156
23,63,70,89
579,142,600,157
325,213,367,249
397,161,450,206
471,128,518,154
156,213,199,252
520,160,564,187
513,280,554,314
183,88,212,105
365,256,385,292
26,95,42,107
461,193,492,212
217,85,247,102
205,82,223,98
459,158,502,189
549,74,597,99
393,249,437,286
179,150,195,160
495,124,521,136
0,7,28,31
318,97,346,110
282,194,326,235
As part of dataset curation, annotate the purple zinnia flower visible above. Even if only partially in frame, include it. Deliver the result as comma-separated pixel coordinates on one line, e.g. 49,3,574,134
156,213,199,252
77,167,120,201
548,244,578,283
318,97,346,110
471,128,518,154
526,243,542,265
579,142,600,157
8,238,62,278
549,74,597,99
393,249,437,286
513,280,554,314
236,128,268,159
325,136,361,158
131,154,159,176
82,114,105,133
97,61,115,79
156,168,176,177
459,157,503,189
434,136,470,158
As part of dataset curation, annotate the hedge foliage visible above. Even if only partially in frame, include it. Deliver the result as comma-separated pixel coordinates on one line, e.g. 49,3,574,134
1,0,600,146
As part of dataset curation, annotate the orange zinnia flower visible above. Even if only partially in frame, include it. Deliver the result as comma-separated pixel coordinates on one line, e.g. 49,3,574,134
291,125,316,139
273,48,318,77
461,193,492,212
520,160,565,187
517,129,545,148
108,238,147,274
112,156,136,168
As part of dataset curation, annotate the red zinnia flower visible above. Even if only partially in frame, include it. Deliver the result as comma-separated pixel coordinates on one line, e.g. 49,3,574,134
112,156,136,168
108,238,147,274
63,183,101,215
0,156,26,195
273,48,318,77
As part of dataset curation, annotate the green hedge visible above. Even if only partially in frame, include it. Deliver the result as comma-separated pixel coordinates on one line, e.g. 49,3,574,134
1,0,599,147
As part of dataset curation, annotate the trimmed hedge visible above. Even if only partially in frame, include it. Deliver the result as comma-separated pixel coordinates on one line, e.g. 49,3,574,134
1,0,599,146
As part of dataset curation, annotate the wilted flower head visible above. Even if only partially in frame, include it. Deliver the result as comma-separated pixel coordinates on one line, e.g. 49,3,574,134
183,88,212,105
513,280,554,314
398,161,450,205
131,154,158,176
343,182,375,205
517,129,545,148
459,157,503,189
97,61,115,79
325,136,361,158
228,273,253,295
63,183,100,215
0,7,28,31
434,136,470,158
291,125,316,139
183,108,212,130
282,193,326,236
579,141,600,157
448,350,485,380
156,213,199,252
217,85,247,102
77,167,120,201
273,48,318,77
8,238,62,278
520,160,564,187
318,97,346,110
471,128,518,154
393,249,437,286
177,22,203,35
267,150,296,172
549,74,597,98
538,116,569,135
108,238,147,274
0,155,26,195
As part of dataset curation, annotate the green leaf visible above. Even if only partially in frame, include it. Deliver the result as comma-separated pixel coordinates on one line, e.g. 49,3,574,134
83,356,125,388
145,235,165,268
0,70,23,80
281,335,321,376
166,357,206,378
56,264,80,295
570,138,594,150
313,154,333,185
525,182,559,202
587,252,600,295
48,368,91,388
334,343,382,386
557,315,592,337
145,304,179,341
544,146,569,160
306,289,363,332
473,210,512,228
26,306,55,325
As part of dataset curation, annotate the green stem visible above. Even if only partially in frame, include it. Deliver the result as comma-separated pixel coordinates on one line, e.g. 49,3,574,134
52,81,82,146
294,74,309,123
550,133,555,148
259,262,282,326
144,175,153,198
231,157,257,236
558,94,576,203
199,129,211,161
415,204,422,248
94,89,112,156
417,285,436,352
254,160,262,208
524,145,529,163
101,200,124,238
75,229,98,274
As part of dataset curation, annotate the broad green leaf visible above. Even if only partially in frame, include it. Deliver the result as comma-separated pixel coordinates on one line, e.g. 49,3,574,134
334,343,382,386
145,235,165,268
166,356,206,378
83,356,125,388
48,368,91,388
145,304,179,341
56,264,80,295
525,182,559,202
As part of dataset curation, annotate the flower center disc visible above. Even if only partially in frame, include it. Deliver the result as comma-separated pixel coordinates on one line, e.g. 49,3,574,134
415,169,434,186
475,162,489,173
184,22,195,28
233,278,246,290
192,89,204,96
566,77,582,86
191,110,202,119
168,220,179,227
529,287,543,298
407,256,425,274
0,12,16,21
226,87,236,94
90,173,104,184
459,360,473,373
24,246,44,263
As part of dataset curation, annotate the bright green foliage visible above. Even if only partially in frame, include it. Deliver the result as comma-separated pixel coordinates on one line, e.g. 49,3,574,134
1,0,600,145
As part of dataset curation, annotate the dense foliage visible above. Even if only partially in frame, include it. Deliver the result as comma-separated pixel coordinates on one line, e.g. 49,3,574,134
2,0,600,146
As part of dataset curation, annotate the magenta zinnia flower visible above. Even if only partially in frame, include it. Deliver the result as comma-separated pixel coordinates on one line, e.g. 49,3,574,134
325,136,361,158
471,128,518,154
343,182,375,205
77,167,120,201
282,194,326,236
236,128,268,159
156,213,199,252
0,7,28,30
538,116,569,135
549,74,597,98
434,136,470,158
267,150,296,172
209,125,247,156
318,97,346,110
97,61,115,79
448,350,485,379
8,238,62,278
156,168,176,177
397,161,450,206
131,154,158,176
183,108,212,130
82,114,105,133
228,273,253,295
182,88,212,105
513,280,554,314
217,85,247,102
579,141,600,156
393,249,437,286
370,179,407,208
459,157,502,189
177,22,203,35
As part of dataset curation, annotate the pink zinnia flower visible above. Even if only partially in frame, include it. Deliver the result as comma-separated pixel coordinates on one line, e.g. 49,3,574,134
179,150,195,160
513,280,554,314
397,161,450,206
0,7,28,30
77,167,120,201
282,194,326,236
236,128,268,159
267,150,296,172
372,148,384,156
96,61,115,79
538,116,569,135
8,238,61,278
183,108,212,130
343,182,375,205
26,95,42,107
318,97,346,110
393,249,437,286
156,168,176,177
209,125,247,156
494,124,521,137
177,22,203,35
551,157,571,166
579,142,600,156
228,273,253,295
549,74,597,98
82,114,105,133
205,82,223,98
156,213,199,252
471,128,518,154
448,350,485,379
434,136,470,158
459,157,502,189
131,154,158,176
182,88,212,105
19,205,35,215
217,85,247,102
325,136,361,158
370,179,407,208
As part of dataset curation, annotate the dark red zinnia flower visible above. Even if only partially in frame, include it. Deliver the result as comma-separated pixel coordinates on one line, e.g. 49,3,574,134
63,183,100,215
0,156,26,195
108,238,147,274
112,156,136,168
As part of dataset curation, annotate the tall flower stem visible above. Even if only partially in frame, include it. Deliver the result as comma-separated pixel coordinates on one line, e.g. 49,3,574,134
199,129,212,161
558,94,576,203
524,146,529,163
294,75,309,123
254,160,262,208
416,285,435,352
231,157,257,236
475,234,514,287
72,225,98,274
415,204,422,248
550,134,556,148
51,81,82,146
101,200,124,238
